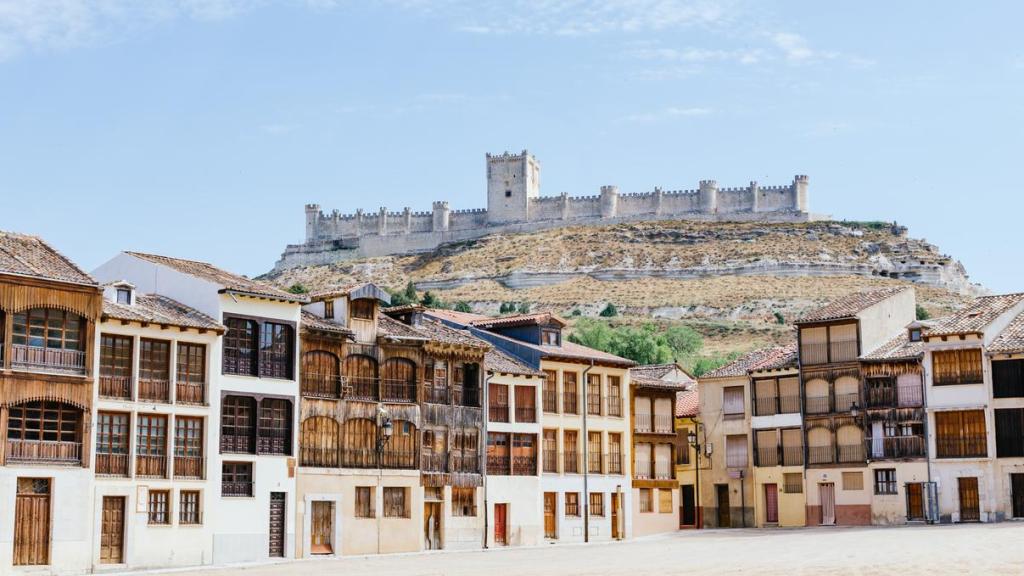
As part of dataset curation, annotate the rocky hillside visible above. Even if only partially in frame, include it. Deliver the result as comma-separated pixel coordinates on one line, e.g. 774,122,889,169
263,220,981,358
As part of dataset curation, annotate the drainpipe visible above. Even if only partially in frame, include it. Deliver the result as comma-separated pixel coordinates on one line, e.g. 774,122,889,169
483,370,493,549
582,359,595,543
920,354,935,523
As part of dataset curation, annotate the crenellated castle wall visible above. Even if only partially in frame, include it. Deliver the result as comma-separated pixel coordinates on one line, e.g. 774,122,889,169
277,152,817,271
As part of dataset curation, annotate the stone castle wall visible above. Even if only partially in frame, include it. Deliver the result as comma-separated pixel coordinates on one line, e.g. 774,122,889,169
276,151,815,271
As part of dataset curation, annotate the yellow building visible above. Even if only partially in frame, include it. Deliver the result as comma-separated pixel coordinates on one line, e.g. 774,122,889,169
675,388,701,529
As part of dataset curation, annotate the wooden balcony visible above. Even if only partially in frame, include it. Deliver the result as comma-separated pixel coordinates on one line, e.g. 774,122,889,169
421,451,448,473
424,386,449,405
176,382,205,405
11,344,86,375
512,455,537,475
138,379,171,403
300,447,339,468
450,454,479,474
379,379,417,403
487,454,511,475
99,376,132,400
867,436,925,459
174,456,205,479
489,404,509,423
301,372,343,399
515,405,537,423
136,455,167,478
754,395,801,416
936,435,987,459
5,439,82,465
95,453,129,476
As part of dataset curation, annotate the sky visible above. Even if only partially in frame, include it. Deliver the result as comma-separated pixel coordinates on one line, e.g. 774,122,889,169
1,1,1022,291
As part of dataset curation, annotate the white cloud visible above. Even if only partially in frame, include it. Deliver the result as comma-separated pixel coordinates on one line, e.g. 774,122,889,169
621,106,712,123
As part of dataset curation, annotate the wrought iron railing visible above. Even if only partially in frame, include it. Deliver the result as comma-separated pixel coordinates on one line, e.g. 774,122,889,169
654,460,673,479
563,451,579,473
634,459,651,479
221,481,253,497
487,454,510,475
837,443,865,463
489,404,510,423
543,449,558,473
653,414,674,434
543,390,558,413
562,392,579,414
835,393,859,413
805,395,830,415
808,445,834,465
512,455,537,475
606,395,622,417
634,413,652,433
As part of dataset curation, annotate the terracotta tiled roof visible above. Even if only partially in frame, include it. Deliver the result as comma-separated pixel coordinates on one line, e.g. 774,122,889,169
925,293,1024,337
749,342,798,373
416,318,491,351
702,344,797,379
797,287,911,324
630,363,683,380
300,310,354,336
470,312,567,329
126,252,307,303
861,331,925,361
309,283,363,301
630,364,695,389
538,340,635,367
377,315,429,341
102,294,224,332
486,349,545,377
0,230,95,285
631,374,691,390
988,309,1024,355
425,308,489,324
675,389,699,418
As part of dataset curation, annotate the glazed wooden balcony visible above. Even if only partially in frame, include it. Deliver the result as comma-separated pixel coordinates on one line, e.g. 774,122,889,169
867,436,925,459
95,452,129,476
450,454,479,474
136,454,167,478
138,379,171,403
421,451,448,473
423,385,449,405
176,381,205,405
99,375,132,400
340,448,416,469
11,344,86,375
301,372,343,399
6,439,82,465
174,456,204,479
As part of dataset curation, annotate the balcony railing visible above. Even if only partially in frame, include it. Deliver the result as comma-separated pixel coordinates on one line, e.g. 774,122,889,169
588,452,603,474
543,390,558,413
424,386,449,405
6,439,82,465
606,452,622,474
300,447,339,468
421,451,448,473
634,413,652,433
897,385,923,407
347,378,378,402
11,344,87,375
607,395,622,417
782,446,804,466
936,435,988,459
138,379,171,403
222,481,253,497
220,433,254,454
562,392,579,414
513,455,537,475
726,452,748,469
757,445,804,467
456,385,481,408
515,405,537,423
654,460,673,479
867,386,895,408
95,452,129,476
801,340,858,366
754,396,778,416
380,379,417,403
808,445,835,465
174,456,204,479
837,443,865,463
653,414,674,434
806,395,830,415
780,395,801,414
757,445,779,467
543,449,558,472
135,454,167,478
867,436,925,459
835,393,859,413
176,381,205,405
450,453,479,474
563,451,579,474
487,454,511,475
340,448,417,469
99,375,132,400
635,459,651,479
301,373,342,399
489,404,510,423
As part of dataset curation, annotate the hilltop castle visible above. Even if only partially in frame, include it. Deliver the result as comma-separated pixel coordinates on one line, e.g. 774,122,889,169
274,150,817,271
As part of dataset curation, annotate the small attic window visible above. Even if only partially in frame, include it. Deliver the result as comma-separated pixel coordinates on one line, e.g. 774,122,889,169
116,288,131,305
909,328,922,342
505,190,512,197
350,299,374,320
324,300,334,320
542,329,561,346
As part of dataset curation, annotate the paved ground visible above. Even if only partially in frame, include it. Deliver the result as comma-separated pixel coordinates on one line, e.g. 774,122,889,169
156,524,1024,576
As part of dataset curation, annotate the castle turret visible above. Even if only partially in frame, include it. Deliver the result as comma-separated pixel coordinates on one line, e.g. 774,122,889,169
487,150,540,224
600,185,619,218
749,181,760,212
432,201,450,232
699,179,718,213
794,175,809,212
378,207,387,235
305,204,321,241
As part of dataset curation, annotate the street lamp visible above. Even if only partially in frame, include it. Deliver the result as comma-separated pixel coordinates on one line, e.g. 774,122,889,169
686,426,706,529
375,406,393,554
850,401,860,420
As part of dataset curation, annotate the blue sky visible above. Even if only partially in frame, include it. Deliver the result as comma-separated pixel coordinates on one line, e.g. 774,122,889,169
1,1,1022,291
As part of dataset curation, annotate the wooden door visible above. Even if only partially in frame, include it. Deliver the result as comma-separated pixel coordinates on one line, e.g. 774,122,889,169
269,492,286,558
13,478,51,566
424,502,442,550
610,493,621,539
764,484,779,524
100,496,125,564
543,492,557,538
906,483,925,520
680,485,696,527
716,484,731,528
310,501,333,554
819,483,836,526
958,477,980,522
1012,474,1024,518
494,503,508,545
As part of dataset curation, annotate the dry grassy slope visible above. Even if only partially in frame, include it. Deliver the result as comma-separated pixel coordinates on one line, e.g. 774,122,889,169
265,220,974,355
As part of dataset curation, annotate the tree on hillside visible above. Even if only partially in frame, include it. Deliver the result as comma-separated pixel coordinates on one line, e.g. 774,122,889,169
388,281,419,307
567,319,616,354
599,303,618,317
663,325,703,359
517,302,531,314
287,283,308,295
454,301,473,313
916,304,931,320
420,291,443,308
688,351,743,377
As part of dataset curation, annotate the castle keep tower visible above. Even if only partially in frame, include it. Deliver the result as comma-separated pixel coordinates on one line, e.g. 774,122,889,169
487,150,540,223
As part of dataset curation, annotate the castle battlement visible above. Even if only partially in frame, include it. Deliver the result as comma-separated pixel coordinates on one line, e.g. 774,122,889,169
278,151,815,271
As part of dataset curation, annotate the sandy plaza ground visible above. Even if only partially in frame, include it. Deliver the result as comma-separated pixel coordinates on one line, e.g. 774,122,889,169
127,523,1024,576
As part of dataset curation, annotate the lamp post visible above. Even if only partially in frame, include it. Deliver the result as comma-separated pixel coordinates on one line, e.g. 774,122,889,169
686,426,706,529
375,406,393,554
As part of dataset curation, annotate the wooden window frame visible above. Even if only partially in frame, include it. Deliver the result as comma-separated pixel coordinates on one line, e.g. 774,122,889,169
147,490,170,525
564,492,580,517
589,492,604,517
323,300,334,320
355,486,375,518
932,349,984,386
179,490,201,525
874,468,897,495
221,462,253,497
452,487,477,517
350,299,374,320
383,487,408,518
11,308,83,351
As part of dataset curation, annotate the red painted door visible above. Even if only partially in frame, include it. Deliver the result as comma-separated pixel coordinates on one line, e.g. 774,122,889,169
494,503,508,545
764,484,779,524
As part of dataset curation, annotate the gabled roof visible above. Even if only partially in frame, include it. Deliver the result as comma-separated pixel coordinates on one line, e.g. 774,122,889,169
925,293,1024,337
750,342,799,373
377,314,430,341
630,363,685,380
416,318,491,351
675,388,699,418
300,310,354,337
425,308,489,325
125,252,307,303
102,294,224,333
860,331,925,362
702,344,797,379
470,312,567,330
630,363,695,390
311,283,390,304
796,287,911,324
988,309,1024,355
0,230,96,286
486,348,545,377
